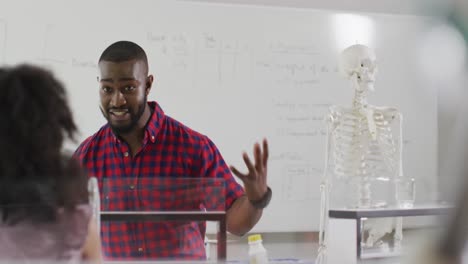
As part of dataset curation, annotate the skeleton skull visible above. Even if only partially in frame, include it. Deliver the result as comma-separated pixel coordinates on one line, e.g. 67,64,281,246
338,44,378,92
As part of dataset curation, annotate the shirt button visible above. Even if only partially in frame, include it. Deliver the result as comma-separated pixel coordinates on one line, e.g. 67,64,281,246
129,185,135,190
151,136,155,140
124,152,129,157
138,247,144,253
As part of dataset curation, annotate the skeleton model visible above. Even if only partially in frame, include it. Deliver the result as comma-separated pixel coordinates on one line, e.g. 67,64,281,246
316,44,404,263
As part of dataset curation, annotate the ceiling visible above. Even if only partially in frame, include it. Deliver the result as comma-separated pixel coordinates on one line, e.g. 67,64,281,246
179,0,455,16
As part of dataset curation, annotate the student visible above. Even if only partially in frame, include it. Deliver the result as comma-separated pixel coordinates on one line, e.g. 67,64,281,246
0,65,102,263
74,40,272,260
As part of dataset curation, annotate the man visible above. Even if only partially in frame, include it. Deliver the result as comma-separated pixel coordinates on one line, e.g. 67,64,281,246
74,40,272,260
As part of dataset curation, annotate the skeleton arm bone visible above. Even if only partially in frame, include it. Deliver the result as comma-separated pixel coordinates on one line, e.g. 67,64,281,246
374,107,404,178
383,108,403,176
317,110,339,264
394,111,404,245
397,112,404,177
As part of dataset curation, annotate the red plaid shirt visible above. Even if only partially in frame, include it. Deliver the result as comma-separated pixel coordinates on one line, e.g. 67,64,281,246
74,101,244,260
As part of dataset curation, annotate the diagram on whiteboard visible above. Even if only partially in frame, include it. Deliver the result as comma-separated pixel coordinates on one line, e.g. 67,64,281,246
282,165,321,201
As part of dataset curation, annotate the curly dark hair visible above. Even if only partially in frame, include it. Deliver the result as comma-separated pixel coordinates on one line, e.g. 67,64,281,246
0,64,88,224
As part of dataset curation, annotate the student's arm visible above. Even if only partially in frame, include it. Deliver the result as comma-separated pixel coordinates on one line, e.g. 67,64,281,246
81,217,103,264
227,139,270,236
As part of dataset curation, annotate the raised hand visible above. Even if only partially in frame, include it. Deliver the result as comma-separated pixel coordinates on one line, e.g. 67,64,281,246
230,138,269,201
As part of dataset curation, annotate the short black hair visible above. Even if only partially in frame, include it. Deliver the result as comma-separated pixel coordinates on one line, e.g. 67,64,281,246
0,64,88,224
99,40,148,69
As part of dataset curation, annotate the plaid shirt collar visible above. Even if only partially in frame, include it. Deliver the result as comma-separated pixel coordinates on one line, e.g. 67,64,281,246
110,101,165,145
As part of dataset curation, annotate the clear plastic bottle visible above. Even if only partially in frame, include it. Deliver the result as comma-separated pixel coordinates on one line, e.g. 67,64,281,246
248,234,269,264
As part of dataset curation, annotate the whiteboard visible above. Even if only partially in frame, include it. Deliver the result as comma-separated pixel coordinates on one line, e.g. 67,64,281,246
0,0,438,232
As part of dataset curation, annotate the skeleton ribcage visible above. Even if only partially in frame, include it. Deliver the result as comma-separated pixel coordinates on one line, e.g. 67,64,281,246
331,109,397,180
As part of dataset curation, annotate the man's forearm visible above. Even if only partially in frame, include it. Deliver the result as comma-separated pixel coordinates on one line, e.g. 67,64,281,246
226,195,263,236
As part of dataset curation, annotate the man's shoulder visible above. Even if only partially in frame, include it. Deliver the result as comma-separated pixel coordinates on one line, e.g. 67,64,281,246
74,125,111,159
164,115,208,142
